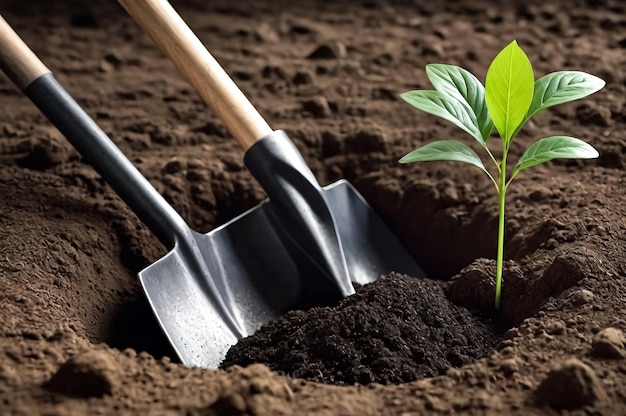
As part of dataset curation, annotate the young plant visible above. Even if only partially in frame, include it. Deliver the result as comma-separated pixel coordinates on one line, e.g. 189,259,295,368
399,40,605,310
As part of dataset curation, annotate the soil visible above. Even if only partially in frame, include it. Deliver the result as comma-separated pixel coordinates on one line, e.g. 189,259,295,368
222,273,498,385
1,0,626,414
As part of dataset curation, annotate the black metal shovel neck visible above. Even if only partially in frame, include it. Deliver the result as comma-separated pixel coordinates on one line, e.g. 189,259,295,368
244,130,356,298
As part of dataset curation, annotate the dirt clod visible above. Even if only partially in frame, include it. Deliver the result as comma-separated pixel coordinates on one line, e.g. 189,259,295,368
591,328,626,359
499,358,520,376
306,41,347,59
344,128,388,154
46,350,119,398
535,358,607,410
302,96,332,118
18,131,72,170
564,288,595,307
212,365,293,414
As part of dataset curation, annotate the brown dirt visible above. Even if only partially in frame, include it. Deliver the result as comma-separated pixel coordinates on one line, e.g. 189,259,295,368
1,0,626,414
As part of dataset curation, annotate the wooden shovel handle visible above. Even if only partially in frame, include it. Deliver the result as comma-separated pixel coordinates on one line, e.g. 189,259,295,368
0,15,51,90
117,0,272,151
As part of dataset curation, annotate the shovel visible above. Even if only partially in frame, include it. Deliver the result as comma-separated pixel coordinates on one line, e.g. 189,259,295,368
0,7,423,368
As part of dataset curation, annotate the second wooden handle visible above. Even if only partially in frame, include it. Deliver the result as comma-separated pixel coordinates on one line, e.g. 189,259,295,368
117,0,272,151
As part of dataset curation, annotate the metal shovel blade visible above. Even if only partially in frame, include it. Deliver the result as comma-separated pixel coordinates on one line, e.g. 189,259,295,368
141,178,425,368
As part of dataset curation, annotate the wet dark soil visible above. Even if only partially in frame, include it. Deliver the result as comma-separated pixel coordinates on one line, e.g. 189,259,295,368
223,273,497,385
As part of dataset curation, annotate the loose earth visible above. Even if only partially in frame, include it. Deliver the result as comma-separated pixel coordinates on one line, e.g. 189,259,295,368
1,0,626,414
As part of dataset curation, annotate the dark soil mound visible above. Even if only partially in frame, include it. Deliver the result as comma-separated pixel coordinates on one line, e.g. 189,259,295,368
222,273,497,385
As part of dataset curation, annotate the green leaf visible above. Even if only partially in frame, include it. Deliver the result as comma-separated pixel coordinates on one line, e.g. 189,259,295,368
526,71,605,119
426,64,494,143
512,136,599,178
399,140,488,173
401,90,484,145
485,40,535,143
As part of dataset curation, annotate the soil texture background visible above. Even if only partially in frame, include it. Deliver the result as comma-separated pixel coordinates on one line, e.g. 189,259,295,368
1,0,626,414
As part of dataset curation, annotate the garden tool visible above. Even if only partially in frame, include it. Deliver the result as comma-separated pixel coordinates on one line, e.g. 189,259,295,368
0,5,422,369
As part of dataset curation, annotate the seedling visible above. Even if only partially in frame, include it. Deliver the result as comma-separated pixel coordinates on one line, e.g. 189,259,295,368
399,40,605,310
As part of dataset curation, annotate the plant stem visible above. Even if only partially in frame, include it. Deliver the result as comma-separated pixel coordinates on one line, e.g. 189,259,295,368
485,146,501,173
495,155,507,310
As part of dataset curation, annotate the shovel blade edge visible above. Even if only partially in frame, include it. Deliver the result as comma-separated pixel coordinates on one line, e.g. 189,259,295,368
138,249,239,368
